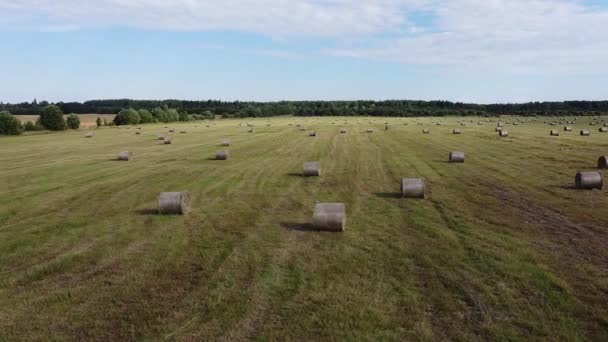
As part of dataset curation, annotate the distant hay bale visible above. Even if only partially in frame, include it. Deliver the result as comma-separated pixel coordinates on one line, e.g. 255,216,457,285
85,132,94,138
401,178,425,198
117,151,132,161
248,128,254,133
564,126,572,132
309,131,317,137
169,129,175,133
422,128,430,134
221,139,230,146
499,130,509,137
385,125,389,130
216,150,229,160
302,162,321,177
449,151,465,163
158,192,190,215
497,122,504,127
597,156,608,169
163,136,173,144
580,130,591,136
367,128,374,133
452,128,462,134
312,203,346,232
600,127,608,133
340,128,347,133
135,131,141,135
575,171,603,190
550,130,559,136
180,130,187,134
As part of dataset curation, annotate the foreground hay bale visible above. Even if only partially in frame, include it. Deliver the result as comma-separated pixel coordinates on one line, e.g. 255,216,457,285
600,127,608,133
422,128,430,134
598,156,608,169
401,178,425,198
158,192,190,215
117,151,132,161
449,151,465,163
453,128,462,134
580,130,591,136
575,172,603,190
550,130,559,136
313,203,346,232
499,130,509,137
564,126,572,132
302,162,321,177
216,150,229,160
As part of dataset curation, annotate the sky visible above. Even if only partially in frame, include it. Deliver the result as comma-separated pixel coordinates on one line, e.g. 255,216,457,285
0,0,607,104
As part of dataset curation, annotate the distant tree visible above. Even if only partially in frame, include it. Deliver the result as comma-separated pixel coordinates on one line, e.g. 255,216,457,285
103,118,108,126
96,117,102,127
0,111,23,135
39,105,66,131
66,114,80,129
138,109,155,123
114,108,141,125
179,111,191,122
23,121,36,131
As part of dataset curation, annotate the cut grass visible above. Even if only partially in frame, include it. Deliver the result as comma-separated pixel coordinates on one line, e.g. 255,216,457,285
0,116,607,341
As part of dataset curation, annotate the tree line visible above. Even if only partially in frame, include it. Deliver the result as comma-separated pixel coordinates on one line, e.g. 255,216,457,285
1,99,608,117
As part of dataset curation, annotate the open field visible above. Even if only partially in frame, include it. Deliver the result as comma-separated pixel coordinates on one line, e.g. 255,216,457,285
14,114,116,128
0,116,607,340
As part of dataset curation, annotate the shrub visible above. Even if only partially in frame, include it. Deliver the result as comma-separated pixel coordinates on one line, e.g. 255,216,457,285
138,109,155,124
39,105,66,131
0,111,23,135
96,117,102,127
114,108,141,126
66,114,81,129
23,121,36,131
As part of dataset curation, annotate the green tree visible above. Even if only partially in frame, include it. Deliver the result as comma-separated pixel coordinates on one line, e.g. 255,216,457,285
114,108,141,126
39,105,66,131
0,111,23,135
96,117,102,127
66,114,81,129
138,109,155,123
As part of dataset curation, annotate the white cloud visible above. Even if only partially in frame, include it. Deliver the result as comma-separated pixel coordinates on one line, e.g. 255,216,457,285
1,0,607,73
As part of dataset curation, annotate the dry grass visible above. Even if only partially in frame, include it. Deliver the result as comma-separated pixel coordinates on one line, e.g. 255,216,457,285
0,116,607,341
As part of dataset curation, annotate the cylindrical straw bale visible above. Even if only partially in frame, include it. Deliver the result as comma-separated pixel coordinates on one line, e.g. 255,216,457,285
309,131,317,137
599,127,608,133
163,136,173,144
422,128,430,134
580,130,590,136
367,128,374,133
216,150,229,160
302,162,321,177
499,130,509,137
550,130,559,136
85,132,94,138
598,156,608,169
313,203,346,232
564,126,572,132
449,151,465,163
453,128,462,134
340,129,347,133
401,178,425,198
158,192,190,215
575,172,603,190
117,151,132,161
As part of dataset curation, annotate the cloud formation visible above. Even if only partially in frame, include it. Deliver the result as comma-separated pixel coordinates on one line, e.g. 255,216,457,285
1,0,607,73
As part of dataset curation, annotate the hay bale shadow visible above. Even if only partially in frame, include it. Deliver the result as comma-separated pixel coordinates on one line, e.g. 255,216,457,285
287,172,302,177
374,192,402,199
280,222,316,232
135,209,159,216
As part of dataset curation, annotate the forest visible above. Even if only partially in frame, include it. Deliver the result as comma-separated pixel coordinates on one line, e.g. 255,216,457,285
1,99,608,117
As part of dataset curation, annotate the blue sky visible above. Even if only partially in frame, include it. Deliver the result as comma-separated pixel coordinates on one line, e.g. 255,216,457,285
1,0,607,104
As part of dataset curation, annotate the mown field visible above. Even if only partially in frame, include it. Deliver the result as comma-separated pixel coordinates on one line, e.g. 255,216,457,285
0,116,607,341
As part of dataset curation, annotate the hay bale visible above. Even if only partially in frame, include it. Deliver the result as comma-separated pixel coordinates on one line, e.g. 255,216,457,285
117,151,132,161
401,178,425,198
449,151,465,163
422,128,430,134
158,192,190,215
497,122,504,127
216,150,229,160
169,129,175,133
163,136,173,144
85,132,94,138
367,128,374,133
221,139,230,146
248,128,254,133
499,130,509,137
309,131,317,137
453,128,462,134
597,156,608,169
135,131,141,135
575,172,603,190
302,162,321,177
580,130,591,136
564,126,572,132
599,127,608,133
180,130,187,134
340,129,347,133
550,130,559,136
312,203,346,232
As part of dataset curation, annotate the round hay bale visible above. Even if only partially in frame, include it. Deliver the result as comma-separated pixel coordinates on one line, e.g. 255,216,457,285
599,127,608,133
367,128,374,133
302,162,321,177
564,126,572,132
453,128,462,134
580,130,591,136
135,131,141,135
401,178,425,198
117,151,132,161
216,150,229,160
499,130,509,137
169,129,175,133
221,139,230,146
313,203,346,232
575,172,603,190
597,156,608,169
449,151,465,163
340,129,347,133
163,136,173,144
422,128,430,134
550,130,559,136
158,192,190,215
85,132,94,138
248,128,254,133
180,130,187,134
309,131,317,137
497,122,504,127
